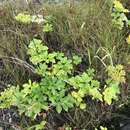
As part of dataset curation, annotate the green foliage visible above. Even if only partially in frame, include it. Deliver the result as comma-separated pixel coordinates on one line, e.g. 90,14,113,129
27,121,46,130
0,38,126,120
44,0,127,73
15,12,53,32
14,80,49,118
103,81,120,105
100,126,107,130
27,39,49,65
0,2,129,129
72,55,82,65
43,23,53,32
107,65,126,83
65,126,72,130
69,71,102,109
0,0,127,88
0,86,16,108
112,0,130,29
69,65,125,109
102,65,125,105
27,39,83,114
15,13,44,24
0,38,82,118
113,0,129,13
15,13,32,23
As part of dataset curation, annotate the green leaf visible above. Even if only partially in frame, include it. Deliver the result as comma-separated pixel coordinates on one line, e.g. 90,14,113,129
43,23,53,32
56,104,62,113
62,103,69,112
128,20,130,25
103,82,120,105
28,39,48,64
15,13,31,23
100,126,108,130
80,103,86,110
72,55,82,65
89,87,102,101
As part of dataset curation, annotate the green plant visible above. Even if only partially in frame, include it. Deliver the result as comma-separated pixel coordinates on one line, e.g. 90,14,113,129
15,13,45,24
95,126,108,130
15,12,53,32
0,0,127,87
112,0,130,29
43,23,53,32
0,38,125,119
27,121,46,130
15,12,32,24
107,65,126,83
102,65,125,105
0,2,128,129
0,86,16,108
44,0,127,75
69,70,102,109
0,39,81,118
103,80,120,105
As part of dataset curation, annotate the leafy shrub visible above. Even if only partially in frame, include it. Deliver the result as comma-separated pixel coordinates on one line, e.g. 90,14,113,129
0,37,126,129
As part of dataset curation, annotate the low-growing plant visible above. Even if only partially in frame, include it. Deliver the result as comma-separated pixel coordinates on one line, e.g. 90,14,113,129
0,7,127,123
0,37,126,129
112,0,130,29
69,69,102,109
0,38,97,116
0,1,129,129
65,126,72,130
15,12,53,32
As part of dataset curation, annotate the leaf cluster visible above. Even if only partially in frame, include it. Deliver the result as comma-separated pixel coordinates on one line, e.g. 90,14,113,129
0,39,126,122
112,0,130,29
15,13,53,32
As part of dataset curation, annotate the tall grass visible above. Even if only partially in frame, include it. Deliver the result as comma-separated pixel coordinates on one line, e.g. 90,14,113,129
42,0,129,79
0,2,42,85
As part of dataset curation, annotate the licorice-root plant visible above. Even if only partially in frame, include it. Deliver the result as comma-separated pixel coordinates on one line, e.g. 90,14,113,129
0,38,126,129
0,4,128,129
